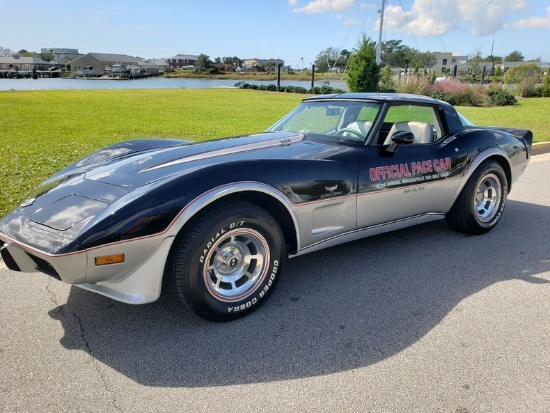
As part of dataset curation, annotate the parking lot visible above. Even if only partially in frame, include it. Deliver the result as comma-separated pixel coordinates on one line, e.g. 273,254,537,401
1,153,549,412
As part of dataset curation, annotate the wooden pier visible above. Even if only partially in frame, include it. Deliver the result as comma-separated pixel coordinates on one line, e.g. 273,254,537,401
0,69,61,79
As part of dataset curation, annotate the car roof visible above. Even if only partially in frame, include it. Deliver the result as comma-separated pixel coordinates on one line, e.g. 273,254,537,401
302,92,440,105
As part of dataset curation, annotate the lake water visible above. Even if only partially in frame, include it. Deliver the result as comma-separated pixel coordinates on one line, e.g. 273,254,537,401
0,77,348,91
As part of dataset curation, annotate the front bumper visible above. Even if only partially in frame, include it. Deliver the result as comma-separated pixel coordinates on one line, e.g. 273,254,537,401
0,234,174,304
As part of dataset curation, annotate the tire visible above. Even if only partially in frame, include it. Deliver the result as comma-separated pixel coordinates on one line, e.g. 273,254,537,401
446,160,507,234
166,202,285,321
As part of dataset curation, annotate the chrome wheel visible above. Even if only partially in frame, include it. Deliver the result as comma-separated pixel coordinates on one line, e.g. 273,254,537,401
474,173,501,222
203,228,269,302
446,160,507,235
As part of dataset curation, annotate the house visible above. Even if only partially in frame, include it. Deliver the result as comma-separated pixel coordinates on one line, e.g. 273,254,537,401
498,61,550,75
0,55,53,71
147,58,169,72
429,52,468,75
242,58,284,70
66,53,143,75
169,54,199,70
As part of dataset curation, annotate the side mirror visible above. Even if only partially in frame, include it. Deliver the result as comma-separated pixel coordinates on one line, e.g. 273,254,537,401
391,131,415,145
386,131,414,153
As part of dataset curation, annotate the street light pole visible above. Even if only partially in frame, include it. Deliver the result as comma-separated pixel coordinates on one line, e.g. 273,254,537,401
376,0,386,65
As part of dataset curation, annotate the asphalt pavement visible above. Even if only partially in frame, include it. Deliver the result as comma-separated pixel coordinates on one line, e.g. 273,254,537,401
1,153,549,413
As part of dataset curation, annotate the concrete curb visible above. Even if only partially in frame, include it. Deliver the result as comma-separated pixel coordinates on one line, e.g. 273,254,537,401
532,142,550,156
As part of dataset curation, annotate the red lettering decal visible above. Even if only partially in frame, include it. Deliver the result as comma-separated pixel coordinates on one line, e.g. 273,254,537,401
382,166,389,180
370,168,377,181
389,164,398,178
425,160,433,173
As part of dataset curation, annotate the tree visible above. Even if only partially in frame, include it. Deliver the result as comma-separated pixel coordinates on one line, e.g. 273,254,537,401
194,54,212,72
379,65,396,91
346,35,380,92
222,56,242,67
541,71,550,97
262,62,278,73
39,52,54,62
462,51,484,84
504,50,524,62
493,66,502,83
414,51,436,68
314,47,340,73
0,46,13,57
335,49,351,72
485,55,503,64
381,39,412,67
380,40,435,69
503,62,542,97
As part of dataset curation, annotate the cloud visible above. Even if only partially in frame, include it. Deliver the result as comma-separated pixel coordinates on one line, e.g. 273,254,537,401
457,0,526,36
382,1,458,36
380,0,528,37
512,6,550,29
291,0,354,14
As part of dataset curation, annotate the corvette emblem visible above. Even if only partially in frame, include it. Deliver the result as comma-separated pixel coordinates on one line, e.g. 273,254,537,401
325,185,338,193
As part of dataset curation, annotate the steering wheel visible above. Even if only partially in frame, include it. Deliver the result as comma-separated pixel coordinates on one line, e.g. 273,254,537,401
337,127,364,140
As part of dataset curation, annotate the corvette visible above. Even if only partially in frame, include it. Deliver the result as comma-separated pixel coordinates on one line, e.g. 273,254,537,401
0,93,532,321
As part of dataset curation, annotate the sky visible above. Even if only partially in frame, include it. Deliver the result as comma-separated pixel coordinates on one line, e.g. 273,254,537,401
1,0,549,67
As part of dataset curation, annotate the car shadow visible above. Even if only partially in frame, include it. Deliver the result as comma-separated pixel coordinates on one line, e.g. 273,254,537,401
48,200,550,387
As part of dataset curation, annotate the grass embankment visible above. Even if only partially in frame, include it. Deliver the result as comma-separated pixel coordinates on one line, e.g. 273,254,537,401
0,89,548,217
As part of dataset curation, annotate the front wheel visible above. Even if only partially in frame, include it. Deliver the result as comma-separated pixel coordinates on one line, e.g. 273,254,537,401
166,202,285,321
446,160,507,234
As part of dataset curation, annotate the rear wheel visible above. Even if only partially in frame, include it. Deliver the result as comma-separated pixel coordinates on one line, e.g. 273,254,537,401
446,160,507,234
166,202,285,321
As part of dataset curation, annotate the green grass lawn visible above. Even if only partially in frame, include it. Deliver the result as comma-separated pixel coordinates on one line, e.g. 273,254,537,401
457,98,549,138
0,89,548,217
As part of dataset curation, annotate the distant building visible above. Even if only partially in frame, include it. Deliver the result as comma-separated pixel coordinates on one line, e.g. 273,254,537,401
242,58,284,70
169,54,199,70
430,52,468,75
148,58,169,72
67,53,143,75
0,55,53,71
41,48,82,64
498,61,550,75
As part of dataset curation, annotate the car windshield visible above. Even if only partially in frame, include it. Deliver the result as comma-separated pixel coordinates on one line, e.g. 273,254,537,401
266,101,383,143
457,111,476,126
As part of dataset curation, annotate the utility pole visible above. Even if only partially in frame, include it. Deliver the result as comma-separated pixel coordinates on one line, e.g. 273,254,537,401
376,0,386,65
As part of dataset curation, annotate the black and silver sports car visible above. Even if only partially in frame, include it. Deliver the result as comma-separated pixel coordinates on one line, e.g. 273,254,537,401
0,93,532,321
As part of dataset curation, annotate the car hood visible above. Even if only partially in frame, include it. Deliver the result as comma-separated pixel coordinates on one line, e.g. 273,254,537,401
65,132,307,188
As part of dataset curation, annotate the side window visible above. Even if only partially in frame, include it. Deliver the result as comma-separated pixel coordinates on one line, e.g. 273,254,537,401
378,105,442,145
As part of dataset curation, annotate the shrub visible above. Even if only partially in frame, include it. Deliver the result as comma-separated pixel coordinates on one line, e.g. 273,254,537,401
429,78,488,106
235,83,344,95
398,75,431,95
431,91,454,104
503,62,542,97
487,89,516,106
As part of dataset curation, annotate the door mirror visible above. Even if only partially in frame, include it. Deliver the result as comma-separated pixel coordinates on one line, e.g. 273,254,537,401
391,131,415,145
